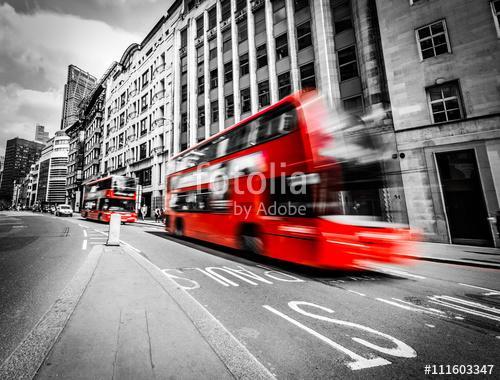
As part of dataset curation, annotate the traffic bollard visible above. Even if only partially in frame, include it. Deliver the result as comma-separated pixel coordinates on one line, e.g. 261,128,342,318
106,214,121,246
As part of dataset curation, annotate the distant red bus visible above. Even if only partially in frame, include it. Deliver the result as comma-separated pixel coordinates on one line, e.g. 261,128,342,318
164,92,416,269
81,175,138,223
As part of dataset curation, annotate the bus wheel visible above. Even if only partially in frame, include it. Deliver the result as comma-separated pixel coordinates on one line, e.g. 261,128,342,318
240,224,263,255
174,218,184,237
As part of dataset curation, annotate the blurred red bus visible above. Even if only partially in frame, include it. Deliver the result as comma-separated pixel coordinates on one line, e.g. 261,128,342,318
81,175,138,223
164,91,416,269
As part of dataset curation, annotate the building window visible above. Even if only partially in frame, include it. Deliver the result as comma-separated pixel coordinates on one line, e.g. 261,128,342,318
254,8,266,34
241,88,251,113
256,44,268,69
300,62,316,89
225,95,234,119
141,94,148,111
416,20,450,59
221,0,231,20
209,47,217,60
210,69,218,89
337,46,358,81
239,53,249,76
181,84,188,102
140,119,147,136
238,19,248,43
427,81,463,123
180,28,188,48
492,1,500,38
180,113,188,132
273,0,287,24
196,15,204,38
332,1,353,34
139,142,147,160
211,101,219,123
224,62,233,83
198,106,205,126
236,0,246,12
197,46,204,64
223,29,232,53
181,56,188,73
297,21,312,50
198,75,205,94
208,7,217,29
294,0,309,12
343,95,364,114
258,81,270,108
278,72,291,99
142,70,149,88
275,33,289,60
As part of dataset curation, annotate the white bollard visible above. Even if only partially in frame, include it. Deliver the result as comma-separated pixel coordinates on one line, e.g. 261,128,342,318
107,213,121,246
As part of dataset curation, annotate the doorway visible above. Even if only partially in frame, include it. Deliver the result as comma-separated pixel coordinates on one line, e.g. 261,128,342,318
435,149,492,246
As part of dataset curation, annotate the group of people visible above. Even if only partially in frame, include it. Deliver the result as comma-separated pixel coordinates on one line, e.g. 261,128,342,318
139,204,165,223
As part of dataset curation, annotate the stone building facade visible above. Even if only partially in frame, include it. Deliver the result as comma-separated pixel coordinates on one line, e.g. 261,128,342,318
102,14,178,215
376,0,500,247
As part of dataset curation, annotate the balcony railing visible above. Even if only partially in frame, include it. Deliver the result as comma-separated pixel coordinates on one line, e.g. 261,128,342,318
154,89,165,101
220,18,231,32
195,36,204,47
235,8,247,23
154,63,166,77
251,0,264,11
207,27,216,40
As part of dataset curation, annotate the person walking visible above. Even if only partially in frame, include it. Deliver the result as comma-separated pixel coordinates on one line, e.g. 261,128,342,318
154,207,161,223
140,204,148,221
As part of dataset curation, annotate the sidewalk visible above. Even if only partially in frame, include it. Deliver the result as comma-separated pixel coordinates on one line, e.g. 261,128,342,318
135,217,164,227
34,244,234,380
407,242,500,269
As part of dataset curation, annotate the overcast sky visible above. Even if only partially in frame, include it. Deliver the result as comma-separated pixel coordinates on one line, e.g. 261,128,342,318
0,0,172,156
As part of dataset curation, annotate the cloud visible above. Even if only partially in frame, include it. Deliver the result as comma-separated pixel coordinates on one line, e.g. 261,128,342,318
0,3,140,155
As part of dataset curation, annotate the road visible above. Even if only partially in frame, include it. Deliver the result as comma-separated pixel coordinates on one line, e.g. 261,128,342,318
1,211,499,378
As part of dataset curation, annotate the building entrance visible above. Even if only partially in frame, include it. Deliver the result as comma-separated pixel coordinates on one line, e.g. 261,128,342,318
436,149,492,246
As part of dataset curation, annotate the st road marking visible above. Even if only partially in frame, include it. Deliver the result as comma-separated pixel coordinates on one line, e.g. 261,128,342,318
161,265,305,289
263,301,416,371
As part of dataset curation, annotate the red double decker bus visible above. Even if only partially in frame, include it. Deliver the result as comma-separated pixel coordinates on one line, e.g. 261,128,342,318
81,175,138,223
164,92,417,269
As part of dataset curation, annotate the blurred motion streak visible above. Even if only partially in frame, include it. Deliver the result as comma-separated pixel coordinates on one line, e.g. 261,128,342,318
164,91,420,269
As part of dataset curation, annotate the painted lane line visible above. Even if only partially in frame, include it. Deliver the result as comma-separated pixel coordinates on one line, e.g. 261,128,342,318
428,297,500,322
376,298,445,317
347,290,366,297
120,240,141,252
377,268,426,280
82,240,87,250
389,298,445,315
83,230,87,237
263,305,391,370
430,295,500,315
124,246,276,380
89,237,105,240
425,324,435,328
458,283,500,295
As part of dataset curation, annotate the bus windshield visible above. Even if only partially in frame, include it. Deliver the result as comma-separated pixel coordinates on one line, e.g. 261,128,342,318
101,198,135,212
113,177,136,190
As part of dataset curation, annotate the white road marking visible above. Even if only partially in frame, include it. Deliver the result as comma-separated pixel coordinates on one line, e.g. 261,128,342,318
78,224,87,228
425,324,435,328
347,290,366,297
89,237,105,240
371,266,426,280
376,298,445,317
458,283,500,295
428,296,500,322
82,240,87,250
120,240,141,252
83,230,87,237
263,305,391,370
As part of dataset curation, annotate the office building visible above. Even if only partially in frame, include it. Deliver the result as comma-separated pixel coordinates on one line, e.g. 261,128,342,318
61,65,97,130
376,0,500,247
35,125,50,143
0,138,44,204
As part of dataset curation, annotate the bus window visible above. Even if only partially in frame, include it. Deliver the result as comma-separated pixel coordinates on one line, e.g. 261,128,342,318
227,124,251,155
255,105,297,144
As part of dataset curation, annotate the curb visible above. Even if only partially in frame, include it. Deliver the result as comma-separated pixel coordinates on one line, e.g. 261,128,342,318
0,245,103,380
403,255,500,270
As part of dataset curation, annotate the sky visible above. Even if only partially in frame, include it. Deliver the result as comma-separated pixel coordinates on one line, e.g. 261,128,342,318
0,0,171,157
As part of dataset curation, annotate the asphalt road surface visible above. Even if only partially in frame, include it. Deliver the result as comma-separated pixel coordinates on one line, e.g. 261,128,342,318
1,211,499,378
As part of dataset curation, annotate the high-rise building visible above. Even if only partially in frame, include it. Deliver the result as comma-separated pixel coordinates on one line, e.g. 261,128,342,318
375,0,500,247
34,132,70,205
0,138,44,204
102,15,176,215
61,65,97,130
35,124,50,143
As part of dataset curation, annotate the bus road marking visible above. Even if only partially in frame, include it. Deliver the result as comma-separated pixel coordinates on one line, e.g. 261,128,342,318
264,301,417,371
161,265,305,289
82,240,87,250
83,230,87,237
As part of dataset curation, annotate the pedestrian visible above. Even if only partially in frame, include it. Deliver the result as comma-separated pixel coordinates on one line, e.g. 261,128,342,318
140,204,148,221
154,207,161,223
160,208,165,224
